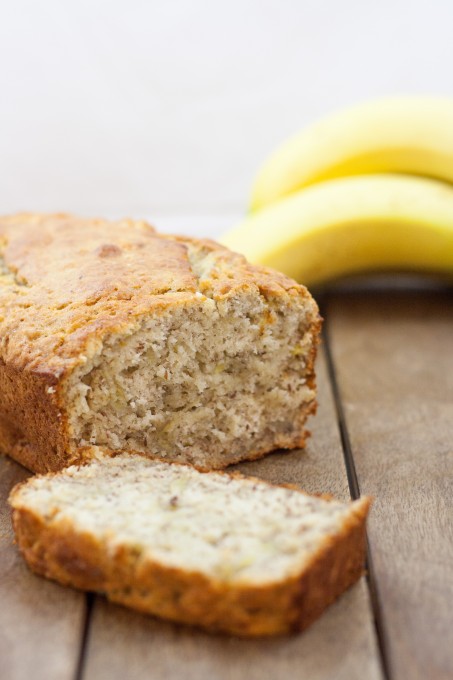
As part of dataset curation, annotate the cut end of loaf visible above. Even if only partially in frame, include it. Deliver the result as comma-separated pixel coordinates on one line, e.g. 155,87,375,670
10,454,371,636
65,256,320,469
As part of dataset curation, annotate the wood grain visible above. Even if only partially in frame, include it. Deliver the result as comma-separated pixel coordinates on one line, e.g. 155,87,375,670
82,351,383,680
0,454,86,680
327,290,453,680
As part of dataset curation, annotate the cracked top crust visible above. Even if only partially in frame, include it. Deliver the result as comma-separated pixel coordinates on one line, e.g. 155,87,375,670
0,213,311,377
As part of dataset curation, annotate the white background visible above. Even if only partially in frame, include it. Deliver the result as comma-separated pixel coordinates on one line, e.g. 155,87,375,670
0,0,452,237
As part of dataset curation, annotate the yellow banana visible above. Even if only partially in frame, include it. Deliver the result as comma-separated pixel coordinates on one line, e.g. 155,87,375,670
250,97,453,212
222,175,453,287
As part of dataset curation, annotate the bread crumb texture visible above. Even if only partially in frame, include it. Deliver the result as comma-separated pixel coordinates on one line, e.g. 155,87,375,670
0,213,321,472
10,454,371,636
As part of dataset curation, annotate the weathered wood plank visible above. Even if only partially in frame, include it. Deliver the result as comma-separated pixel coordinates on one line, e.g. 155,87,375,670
82,351,383,680
327,290,453,680
0,455,86,680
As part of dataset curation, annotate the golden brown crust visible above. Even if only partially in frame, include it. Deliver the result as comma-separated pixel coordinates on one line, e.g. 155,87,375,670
0,213,321,473
0,362,71,472
11,492,370,637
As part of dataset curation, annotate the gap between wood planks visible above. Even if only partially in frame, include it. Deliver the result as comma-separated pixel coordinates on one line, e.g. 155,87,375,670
320,294,391,680
74,594,94,680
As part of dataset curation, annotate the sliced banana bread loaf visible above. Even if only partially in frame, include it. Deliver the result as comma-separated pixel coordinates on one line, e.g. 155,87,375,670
10,453,370,636
0,213,321,473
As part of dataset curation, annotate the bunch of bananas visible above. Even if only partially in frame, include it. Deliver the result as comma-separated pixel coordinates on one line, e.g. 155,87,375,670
221,98,453,286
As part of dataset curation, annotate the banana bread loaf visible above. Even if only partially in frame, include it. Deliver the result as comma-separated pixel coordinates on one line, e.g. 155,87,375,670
0,213,321,473
9,453,370,636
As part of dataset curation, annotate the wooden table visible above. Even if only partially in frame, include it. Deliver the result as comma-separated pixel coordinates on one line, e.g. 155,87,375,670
1,287,452,680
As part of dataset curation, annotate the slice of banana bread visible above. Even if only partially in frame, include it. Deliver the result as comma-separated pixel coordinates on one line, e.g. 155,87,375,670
0,213,321,473
9,453,370,637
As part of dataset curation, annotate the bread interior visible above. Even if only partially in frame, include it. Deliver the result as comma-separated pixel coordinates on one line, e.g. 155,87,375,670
12,454,357,584
66,291,317,468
